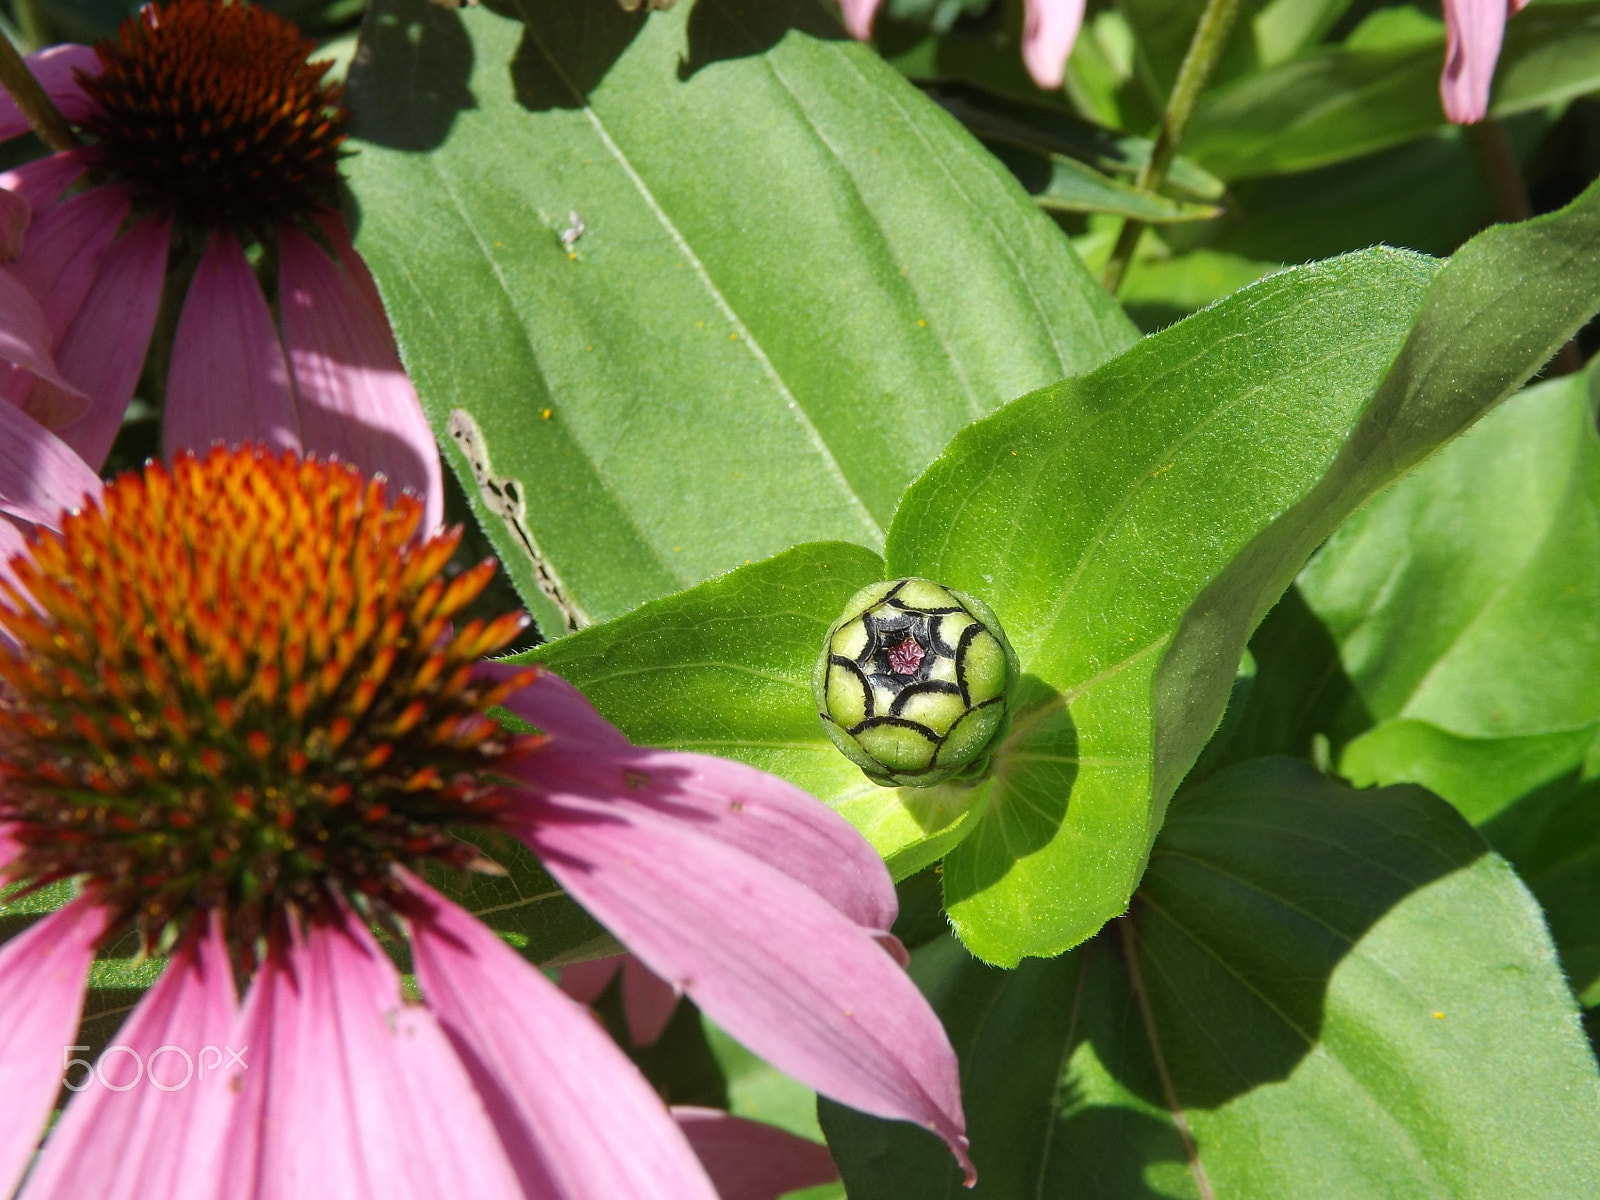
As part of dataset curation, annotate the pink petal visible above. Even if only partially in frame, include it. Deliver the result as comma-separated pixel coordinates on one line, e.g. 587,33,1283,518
0,150,90,217
20,915,238,1200
0,821,17,869
403,871,723,1200
505,740,899,933
0,392,101,527
52,213,169,469
314,212,392,345
0,46,100,141
0,897,111,1198
277,225,443,532
559,954,623,1004
672,1107,840,1200
1441,0,1524,124
486,664,898,931
1021,0,1086,90
621,954,680,1046
513,795,974,1182
10,183,129,344
0,266,85,416
164,229,299,461
559,953,679,1046
216,905,521,1199
839,0,879,40
0,188,30,260
476,660,632,752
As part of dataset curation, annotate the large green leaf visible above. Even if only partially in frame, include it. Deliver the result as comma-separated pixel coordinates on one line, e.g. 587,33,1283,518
1292,364,1600,1016
1303,369,1600,744
1185,2,1600,180
885,247,1440,963
820,760,1600,1198
346,0,1134,635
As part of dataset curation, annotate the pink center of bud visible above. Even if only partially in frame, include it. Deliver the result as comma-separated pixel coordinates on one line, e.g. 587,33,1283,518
887,637,924,675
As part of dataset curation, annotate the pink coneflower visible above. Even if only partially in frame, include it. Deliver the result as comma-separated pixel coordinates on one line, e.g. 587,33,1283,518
0,445,971,1197
561,951,682,1047
0,0,441,527
1441,0,1529,124
840,0,1086,90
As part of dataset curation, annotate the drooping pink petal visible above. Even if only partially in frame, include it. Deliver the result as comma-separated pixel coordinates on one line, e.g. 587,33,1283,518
559,953,623,1004
277,225,443,532
1021,0,1086,90
621,954,680,1046
0,45,101,141
672,1107,841,1200
514,793,974,1182
1441,0,1527,124
313,212,392,345
0,897,112,1199
839,0,879,40
0,266,86,420
0,189,30,260
0,821,17,868
560,953,680,1046
0,150,91,217
0,393,101,527
487,664,899,932
403,871,723,1200
20,915,238,1200
215,904,522,1200
9,183,130,344
52,213,169,469
164,229,299,461
476,660,632,752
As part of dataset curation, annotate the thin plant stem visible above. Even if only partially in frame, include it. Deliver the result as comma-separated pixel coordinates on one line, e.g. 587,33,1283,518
0,28,78,152
1464,117,1585,376
1101,0,1244,294
1117,914,1216,1200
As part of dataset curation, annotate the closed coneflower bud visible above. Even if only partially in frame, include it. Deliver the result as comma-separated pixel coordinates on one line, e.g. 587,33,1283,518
814,578,1017,787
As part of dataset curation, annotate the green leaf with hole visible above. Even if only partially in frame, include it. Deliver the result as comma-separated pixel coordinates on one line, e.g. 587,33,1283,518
345,0,1134,636
820,760,1600,1199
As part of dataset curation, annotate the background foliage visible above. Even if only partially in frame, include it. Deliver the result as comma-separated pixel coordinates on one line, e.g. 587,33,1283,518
5,0,1600,1195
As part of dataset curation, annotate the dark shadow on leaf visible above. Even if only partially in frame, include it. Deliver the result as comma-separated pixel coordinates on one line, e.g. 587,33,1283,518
823,937,1192,1197
678,0,846,82
944,675,1077,902
1184,583,1372,790
347,0,476,152
1479,765,1600,1045
1121,758,1483,1110
497,0,650,112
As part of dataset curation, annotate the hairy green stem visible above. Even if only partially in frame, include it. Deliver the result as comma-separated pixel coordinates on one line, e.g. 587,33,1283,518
1101,0,1243,294
0,28,78,152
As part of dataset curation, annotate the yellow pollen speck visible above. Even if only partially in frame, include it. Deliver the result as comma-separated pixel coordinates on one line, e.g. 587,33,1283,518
730,332,739,341
917,319,926,327
541,408,552,420
1433,1011,1445,1019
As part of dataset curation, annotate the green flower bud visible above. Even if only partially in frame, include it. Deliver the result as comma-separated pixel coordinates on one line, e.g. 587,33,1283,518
813,578,1018,788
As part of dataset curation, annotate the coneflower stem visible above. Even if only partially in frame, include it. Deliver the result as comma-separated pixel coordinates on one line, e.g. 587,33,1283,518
0,29,80,152
1100,0,1243,294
